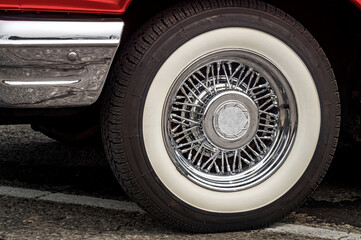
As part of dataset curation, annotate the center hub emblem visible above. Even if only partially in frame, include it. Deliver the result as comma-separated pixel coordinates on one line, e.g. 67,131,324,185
202,91,259,150
213,101,250,141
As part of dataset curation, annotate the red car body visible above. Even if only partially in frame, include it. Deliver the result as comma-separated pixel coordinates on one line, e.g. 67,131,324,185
351,0,361,10
1,0,361,14
0,0,133,14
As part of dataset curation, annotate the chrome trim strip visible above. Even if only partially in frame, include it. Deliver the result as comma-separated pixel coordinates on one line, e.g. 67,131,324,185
3,80,80,86
0,20,123,46
0,19,123,108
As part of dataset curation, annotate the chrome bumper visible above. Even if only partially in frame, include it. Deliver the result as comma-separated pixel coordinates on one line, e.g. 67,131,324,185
0,19,123,108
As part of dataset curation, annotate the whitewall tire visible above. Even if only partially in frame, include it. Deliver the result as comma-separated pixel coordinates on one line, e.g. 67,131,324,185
102,0,340,232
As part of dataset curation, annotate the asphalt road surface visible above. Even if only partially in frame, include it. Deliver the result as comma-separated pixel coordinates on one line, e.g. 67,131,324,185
0,125,360,240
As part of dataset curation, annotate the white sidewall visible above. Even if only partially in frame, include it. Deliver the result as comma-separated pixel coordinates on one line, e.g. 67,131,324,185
142,28,321,213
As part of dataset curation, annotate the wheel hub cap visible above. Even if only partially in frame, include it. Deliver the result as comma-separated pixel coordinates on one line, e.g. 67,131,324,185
203,91,259,150
214,101,249,139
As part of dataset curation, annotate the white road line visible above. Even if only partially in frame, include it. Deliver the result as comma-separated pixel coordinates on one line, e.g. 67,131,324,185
40,193,144,213
0,186,51,198
0,186,143,213
265,223,361,240
1,185,361,239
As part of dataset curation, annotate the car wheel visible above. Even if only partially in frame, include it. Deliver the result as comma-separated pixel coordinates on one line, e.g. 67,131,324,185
102,0,340,232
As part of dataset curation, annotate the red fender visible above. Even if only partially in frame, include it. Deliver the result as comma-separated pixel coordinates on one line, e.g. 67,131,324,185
351,0,361,10
0,0,133,15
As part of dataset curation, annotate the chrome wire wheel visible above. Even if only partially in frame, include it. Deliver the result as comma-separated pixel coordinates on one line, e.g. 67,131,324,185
163,50,297,191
